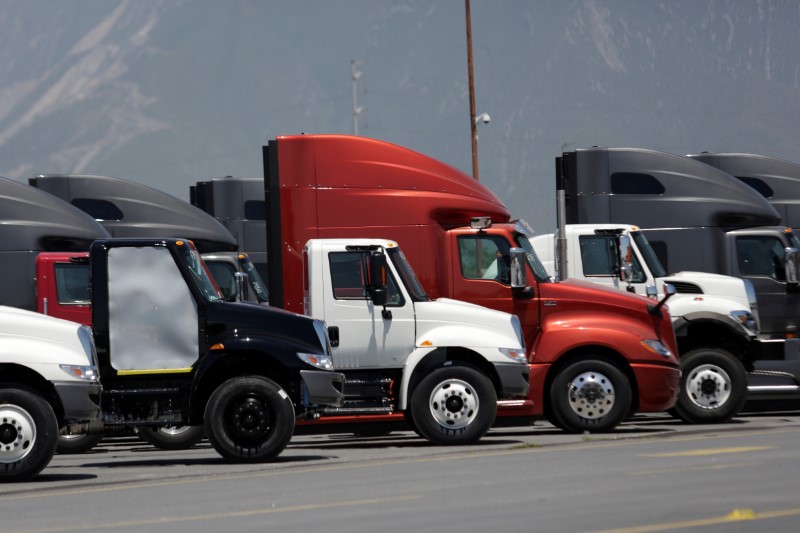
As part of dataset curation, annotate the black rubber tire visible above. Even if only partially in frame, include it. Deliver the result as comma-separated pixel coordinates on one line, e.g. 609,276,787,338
409,365,497,445
670,348,748,424
56,434,103,454
137,426,205,450
549,359,632,433
204,376,295,462
0,387,59,482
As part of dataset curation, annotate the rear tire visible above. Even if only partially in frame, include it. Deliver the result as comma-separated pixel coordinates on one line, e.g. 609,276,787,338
0,387,59,482
204,376,295,462
138,426,205,450
549,359,632,433
671,348,747,424
409,365,496,445
56,434,103,454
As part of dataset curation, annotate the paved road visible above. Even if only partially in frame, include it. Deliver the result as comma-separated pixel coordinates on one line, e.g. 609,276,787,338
3,413,800,533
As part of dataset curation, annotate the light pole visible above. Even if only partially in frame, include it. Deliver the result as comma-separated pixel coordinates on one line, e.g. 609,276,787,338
351,60,365,135
465,0,479,179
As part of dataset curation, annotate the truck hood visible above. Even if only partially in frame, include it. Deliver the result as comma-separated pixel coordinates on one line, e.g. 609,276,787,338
659,271,750,305
0,305,94,366
541,279,654,315
656,271,754,323
414,298,523,349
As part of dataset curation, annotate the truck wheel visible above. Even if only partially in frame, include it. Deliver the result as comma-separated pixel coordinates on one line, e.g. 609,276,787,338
204,376,295,462
137,426,205,450
56,434,103,454
409,366,497,445
0,388,59,482
549,360,631,433
671,348,747,424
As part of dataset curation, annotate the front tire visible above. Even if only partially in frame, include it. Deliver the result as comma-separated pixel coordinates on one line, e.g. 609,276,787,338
0,387,59,482
670,348,747,424
409,365,497,445
549,359,632,433
137,426,205,450
204,376,295,462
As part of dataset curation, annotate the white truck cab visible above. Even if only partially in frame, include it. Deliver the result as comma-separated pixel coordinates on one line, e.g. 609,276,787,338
0,306,100,482
303,238,529,445
532,224,759,424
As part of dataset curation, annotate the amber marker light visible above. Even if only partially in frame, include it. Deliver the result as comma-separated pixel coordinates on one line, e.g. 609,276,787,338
210,343,225,350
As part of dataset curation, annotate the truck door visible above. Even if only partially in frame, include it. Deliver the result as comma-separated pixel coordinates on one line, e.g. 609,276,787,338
107,246,200,371
323,250,415,369
452,233,541,350
36,254,92,325
576,234,649,293
735,235,800,338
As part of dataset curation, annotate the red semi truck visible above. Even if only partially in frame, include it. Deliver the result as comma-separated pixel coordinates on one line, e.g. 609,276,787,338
263,134,681,432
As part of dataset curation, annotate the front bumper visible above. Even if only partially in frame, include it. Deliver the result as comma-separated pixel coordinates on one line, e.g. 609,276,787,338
493,362,530,398
631,363,681,412
53,381,102,422
301,369,345,407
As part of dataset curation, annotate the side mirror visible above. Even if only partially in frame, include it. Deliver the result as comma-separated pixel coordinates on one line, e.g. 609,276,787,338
369,251,389,306
645,285,658,299
785,247,799,284
509,247,527,289
617,235,633,283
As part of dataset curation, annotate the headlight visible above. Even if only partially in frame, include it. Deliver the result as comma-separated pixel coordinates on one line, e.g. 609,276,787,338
730,310,758,334
641,339,673,359
297,352,334,371
510,315,526,351
499,347,527,364
60,364,98,382
77,325,98,367
312,319,331,355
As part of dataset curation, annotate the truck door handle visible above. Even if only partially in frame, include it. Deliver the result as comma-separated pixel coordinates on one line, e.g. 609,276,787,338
328,326,339,347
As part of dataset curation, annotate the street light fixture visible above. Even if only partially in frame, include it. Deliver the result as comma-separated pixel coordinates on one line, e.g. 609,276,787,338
474,112,491,126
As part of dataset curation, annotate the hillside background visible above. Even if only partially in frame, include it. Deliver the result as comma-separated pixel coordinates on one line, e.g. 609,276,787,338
0,0,798,232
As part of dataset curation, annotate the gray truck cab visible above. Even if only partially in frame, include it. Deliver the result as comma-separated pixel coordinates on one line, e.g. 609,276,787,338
560,147,800,404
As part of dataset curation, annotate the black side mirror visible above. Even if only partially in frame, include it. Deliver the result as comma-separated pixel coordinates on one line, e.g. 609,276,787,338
369,251,389,306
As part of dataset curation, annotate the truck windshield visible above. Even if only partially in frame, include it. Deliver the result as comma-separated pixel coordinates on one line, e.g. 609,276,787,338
176,242,224,303
787,231,800,250
511,220,551,282
631,232,667,277
238,255,269,303
387,247,430,302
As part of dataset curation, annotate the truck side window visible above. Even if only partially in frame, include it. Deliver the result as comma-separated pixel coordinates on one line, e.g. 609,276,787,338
458,236,511,283
579,235,646,282
54,263,90,304
579,236,615,276
206,261,238,301
737,237,786,281
329,252,403,305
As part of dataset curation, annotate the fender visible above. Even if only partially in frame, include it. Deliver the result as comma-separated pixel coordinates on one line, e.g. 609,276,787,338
535,311,676,366
194,333,307,385
396,346,439,410
672,311,755,340
414,323,522,356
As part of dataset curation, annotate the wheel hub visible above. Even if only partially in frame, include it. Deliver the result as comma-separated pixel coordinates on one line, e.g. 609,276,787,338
231,397,270,439
567,372,615,420
687,364,732,409
429,379,478,430
0,405,36,464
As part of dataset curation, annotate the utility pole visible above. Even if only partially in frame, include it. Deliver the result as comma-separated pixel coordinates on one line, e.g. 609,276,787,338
465,0,479,180
351,60,365,135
